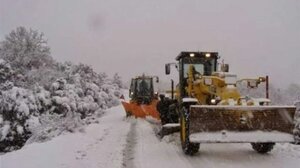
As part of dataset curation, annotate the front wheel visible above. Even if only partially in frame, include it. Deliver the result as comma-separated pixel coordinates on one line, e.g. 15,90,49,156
180,107,200,155
251,143,275,154
126,111,132,117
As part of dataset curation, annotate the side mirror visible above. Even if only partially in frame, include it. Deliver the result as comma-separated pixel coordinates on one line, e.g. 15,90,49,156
156,77,159,83
221,64,229,72
165,64,171,75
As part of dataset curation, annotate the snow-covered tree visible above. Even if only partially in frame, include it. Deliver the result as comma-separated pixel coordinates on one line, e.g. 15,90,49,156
112,73,123,89
0,27,54,73
25,65,64,90
0,59,15,84
285,83,300,104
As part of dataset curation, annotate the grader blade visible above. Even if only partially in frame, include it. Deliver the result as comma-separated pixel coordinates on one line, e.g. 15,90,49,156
121,100,160,120
188,105,297,143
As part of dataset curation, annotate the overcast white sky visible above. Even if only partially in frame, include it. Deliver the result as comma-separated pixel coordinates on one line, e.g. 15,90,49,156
0,0,299,88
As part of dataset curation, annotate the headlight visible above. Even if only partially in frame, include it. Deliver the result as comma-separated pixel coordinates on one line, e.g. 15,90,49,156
259,77,266,82
130,92,134,95
211,99,216,104
205,53,211,58
190,53,195,57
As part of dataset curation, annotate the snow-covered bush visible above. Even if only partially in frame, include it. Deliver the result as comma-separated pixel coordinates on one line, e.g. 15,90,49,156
0,27,123,152
25,66,64,90
25,66,121,144
0,85,37,151
101,83,122,108
0,59,15,83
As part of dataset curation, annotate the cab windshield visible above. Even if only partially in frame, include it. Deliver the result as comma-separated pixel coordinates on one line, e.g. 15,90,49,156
182,57,216,77
136,79,152,96
183,64,204,78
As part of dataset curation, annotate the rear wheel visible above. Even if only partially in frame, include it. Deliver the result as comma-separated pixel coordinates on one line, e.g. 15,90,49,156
180,107,200,155
251,143,275,154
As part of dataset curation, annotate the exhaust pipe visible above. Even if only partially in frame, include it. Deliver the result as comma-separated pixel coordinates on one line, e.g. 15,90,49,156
171,79,174,100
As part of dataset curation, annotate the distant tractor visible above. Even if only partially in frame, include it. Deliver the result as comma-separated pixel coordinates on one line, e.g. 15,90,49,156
158,51,299,155
121,75,160,120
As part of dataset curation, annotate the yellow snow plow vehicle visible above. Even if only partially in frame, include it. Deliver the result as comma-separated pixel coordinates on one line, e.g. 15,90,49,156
158,51,299,155
121,75,160,120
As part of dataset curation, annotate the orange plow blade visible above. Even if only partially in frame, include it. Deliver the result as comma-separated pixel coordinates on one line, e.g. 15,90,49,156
121,100,160,120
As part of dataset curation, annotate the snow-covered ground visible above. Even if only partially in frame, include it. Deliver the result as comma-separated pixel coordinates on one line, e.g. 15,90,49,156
0,105,130,168
134,120,300,168
1,100,300,168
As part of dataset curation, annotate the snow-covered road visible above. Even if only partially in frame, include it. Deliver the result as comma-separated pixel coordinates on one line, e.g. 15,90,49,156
134,119,300,168
1,105,131,168
1,103,300,168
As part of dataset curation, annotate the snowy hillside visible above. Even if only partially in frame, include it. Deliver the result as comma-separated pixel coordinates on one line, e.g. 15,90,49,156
0,27,123,152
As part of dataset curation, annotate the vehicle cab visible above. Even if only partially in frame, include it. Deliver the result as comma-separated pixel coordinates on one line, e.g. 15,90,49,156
165,51,219,98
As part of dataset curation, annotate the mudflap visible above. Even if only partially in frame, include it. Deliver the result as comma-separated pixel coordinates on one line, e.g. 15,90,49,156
121,100,160,120
188,105,297,143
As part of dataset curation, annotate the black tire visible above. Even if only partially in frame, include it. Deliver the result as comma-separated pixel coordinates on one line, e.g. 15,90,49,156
126,111,132,117
251,143,275,154
180,107,200,155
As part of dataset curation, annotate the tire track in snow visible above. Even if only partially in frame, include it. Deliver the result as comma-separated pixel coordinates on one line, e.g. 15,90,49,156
122,120,137,168
134,119,194,168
